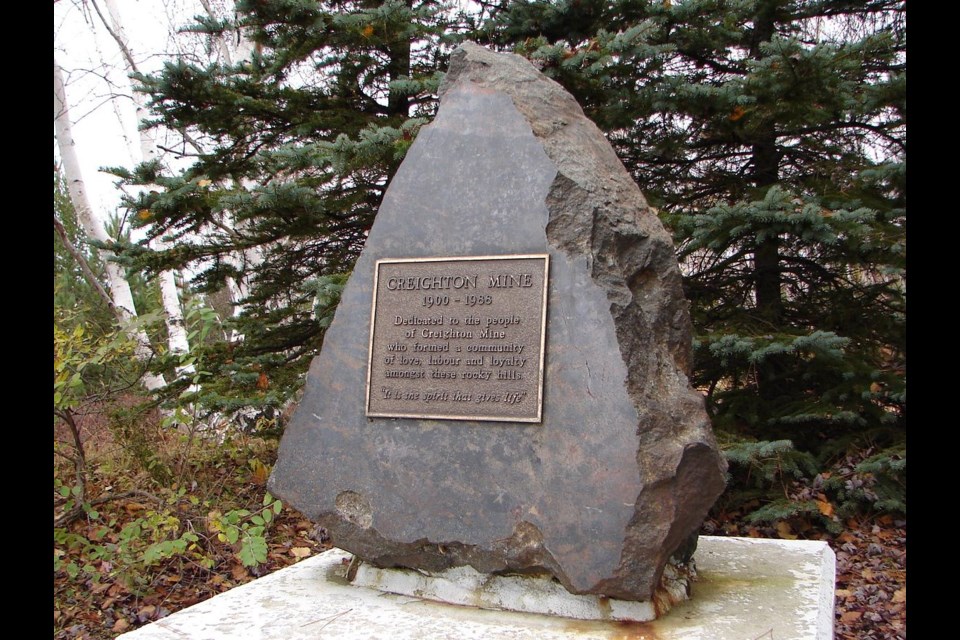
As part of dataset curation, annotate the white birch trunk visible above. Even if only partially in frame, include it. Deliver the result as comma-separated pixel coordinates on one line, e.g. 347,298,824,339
199,0,257,65
224,275,247,343
98,0,262,352
196,1,262,340
54,58,166,392
221,209,264,342
98,0,195,379
102,0,157,164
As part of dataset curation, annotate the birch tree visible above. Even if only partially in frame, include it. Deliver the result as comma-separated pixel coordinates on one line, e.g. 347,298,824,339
88,0,195,381
187,0,265,335
54,57,167,392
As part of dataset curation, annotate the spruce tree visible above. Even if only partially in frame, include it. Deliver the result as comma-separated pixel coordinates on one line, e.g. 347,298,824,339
114,0,464,409
481,0,905,514
113,0,905,515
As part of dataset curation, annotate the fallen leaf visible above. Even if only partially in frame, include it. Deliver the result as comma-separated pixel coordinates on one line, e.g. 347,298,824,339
257,372,269,390
840,610,862,623
290,547,311,559
892,587,906,603
775,521,797,540
249,459,270,485
837,531,857,544
125,501,147,513
91,581,111,594
231,563,250,581
876,528,897,542
112,618,131,633
816,499,834,517
862,568,874,581
834,589,852,599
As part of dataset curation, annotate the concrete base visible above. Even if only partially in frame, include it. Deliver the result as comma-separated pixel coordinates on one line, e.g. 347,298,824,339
119,536,835,640
350,556,693,622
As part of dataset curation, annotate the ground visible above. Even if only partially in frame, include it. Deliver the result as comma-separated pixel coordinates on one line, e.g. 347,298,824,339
54,404,905,640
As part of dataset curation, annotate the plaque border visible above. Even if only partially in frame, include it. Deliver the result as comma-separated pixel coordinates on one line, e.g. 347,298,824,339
365,254,549,423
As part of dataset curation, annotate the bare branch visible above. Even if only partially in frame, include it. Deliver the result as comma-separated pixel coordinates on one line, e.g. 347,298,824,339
54,213,117,314
88,0,140,74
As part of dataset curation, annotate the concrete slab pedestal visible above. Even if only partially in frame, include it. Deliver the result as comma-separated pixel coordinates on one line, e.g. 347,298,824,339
118,536,835,640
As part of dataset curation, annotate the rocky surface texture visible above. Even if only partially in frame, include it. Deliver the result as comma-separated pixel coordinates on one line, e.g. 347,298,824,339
269,42,727,603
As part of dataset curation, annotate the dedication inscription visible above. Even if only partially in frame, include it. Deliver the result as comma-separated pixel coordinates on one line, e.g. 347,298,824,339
366,254,549,422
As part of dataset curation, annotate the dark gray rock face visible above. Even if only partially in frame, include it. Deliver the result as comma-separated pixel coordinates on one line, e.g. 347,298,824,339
269,42,727,602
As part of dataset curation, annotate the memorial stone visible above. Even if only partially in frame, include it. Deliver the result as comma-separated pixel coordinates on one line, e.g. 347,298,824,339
269,42,727,605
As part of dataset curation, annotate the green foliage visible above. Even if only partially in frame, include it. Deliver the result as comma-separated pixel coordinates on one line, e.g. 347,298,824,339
303,272,350,329
208,494,284,567
715,433,905,526
96,0,904,524
54,310,142,411
55,164,178,391
54,486,282,594
821,444,906,516
154,296,223,408
111,0,470,412
722,438,819,486
483,0,905,519
54,489,204,593
745,499,821,526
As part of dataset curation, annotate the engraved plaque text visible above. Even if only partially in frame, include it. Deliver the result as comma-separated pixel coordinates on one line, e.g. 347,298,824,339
366,255,549,422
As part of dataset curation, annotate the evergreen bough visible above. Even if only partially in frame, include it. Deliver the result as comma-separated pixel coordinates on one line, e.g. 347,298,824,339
113,0,466,409
483,0,905,518
113,0,905,519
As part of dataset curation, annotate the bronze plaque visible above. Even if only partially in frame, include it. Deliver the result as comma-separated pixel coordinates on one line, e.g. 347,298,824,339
366,254,549,422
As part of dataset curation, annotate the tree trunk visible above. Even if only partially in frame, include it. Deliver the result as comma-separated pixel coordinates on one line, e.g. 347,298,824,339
54,58,167,392
751,139,784,327
199,0,258,65
180,0,263,339
750,1,785,402
97,0,195,378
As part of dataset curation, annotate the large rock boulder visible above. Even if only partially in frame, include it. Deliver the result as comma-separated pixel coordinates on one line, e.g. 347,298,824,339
269,42,727,603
